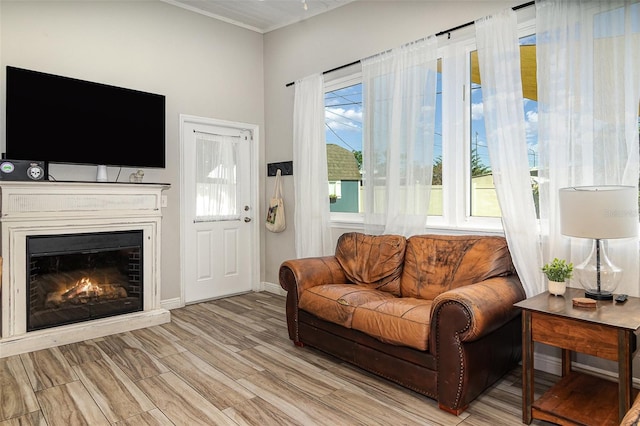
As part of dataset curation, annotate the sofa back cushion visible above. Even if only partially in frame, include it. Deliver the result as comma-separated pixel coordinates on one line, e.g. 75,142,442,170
400,235,515,299
335,232,406,296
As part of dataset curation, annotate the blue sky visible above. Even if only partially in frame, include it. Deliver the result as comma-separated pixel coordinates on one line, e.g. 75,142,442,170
324,84,363,154
325,35,539,171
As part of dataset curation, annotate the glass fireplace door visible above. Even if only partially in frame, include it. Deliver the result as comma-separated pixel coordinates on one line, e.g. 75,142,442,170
26,230,144,331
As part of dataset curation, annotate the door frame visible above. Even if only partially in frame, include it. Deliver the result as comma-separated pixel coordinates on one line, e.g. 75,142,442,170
179,114,260,305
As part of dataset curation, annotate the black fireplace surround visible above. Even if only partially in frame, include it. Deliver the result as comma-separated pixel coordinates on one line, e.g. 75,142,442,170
26,230,144,332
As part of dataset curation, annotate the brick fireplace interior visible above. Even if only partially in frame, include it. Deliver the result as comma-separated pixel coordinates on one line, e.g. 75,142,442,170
27,230,144,332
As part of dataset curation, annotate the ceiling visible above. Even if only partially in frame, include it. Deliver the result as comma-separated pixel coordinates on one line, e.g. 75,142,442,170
162,0,357,33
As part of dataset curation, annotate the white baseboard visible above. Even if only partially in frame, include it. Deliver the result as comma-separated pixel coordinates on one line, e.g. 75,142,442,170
161,297,183,310
534,349,640,386
262,281,287,296
533,351,562,375
159,285,284,311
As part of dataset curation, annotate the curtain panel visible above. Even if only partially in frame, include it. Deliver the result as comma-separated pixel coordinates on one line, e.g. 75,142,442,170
475,9,544,296
195,133,239,222
361,36,438,237
537,0,640,296
293,73,334,258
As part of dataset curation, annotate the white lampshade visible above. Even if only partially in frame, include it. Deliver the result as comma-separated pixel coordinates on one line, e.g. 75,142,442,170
559,186,638,240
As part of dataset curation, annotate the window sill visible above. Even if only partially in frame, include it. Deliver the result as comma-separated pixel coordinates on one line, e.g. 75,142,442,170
329,214,505,236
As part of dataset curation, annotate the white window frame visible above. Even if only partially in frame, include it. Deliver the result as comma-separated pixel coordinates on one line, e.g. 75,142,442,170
325,15,536,234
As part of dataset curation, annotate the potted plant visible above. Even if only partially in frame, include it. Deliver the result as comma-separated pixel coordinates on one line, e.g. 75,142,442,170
541,258,573,296
329,194,338,204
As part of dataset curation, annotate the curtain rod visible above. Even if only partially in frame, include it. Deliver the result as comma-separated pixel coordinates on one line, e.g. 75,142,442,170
193,129,244,138
284,0,535,88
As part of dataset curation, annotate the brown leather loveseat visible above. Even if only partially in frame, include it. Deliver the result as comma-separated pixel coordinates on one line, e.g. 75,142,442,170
279,232,526,415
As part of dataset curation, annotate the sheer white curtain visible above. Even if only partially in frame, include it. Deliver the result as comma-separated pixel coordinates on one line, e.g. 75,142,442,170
293,73,333,258
475,9,544,297
361,36,438,237
537,0,640,295
195,133,238,221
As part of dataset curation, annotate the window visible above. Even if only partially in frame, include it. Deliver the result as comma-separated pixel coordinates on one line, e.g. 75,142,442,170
324,79,363,213
325,19,537,231
325,65,443,216
469,34,538,218
431,60,443,216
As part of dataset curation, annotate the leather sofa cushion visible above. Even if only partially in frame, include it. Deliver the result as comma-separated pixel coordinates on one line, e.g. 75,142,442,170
335,232,406,296
351,298,432,351
401,235,515,300
298,284,397,328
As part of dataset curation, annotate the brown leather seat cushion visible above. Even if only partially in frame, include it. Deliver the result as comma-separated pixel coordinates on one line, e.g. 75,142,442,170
335,232,406,296
401,235,515,299
299,284,396,328
351,297,432,351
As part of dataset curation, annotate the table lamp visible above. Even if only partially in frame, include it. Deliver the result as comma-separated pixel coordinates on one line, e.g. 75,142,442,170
559,186,638,300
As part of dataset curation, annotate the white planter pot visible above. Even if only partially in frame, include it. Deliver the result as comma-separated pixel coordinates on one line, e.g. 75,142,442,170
548,280,566,296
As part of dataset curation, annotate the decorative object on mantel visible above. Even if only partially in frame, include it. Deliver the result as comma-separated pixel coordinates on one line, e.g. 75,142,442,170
129,170,144,183
572,297,597,309
541,258,573,296
559,186,638,300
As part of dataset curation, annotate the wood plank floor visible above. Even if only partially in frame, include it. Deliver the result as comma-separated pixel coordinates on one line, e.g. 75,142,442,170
0,292,557,425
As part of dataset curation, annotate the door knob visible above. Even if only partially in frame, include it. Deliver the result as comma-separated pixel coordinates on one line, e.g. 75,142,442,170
244,217,252,223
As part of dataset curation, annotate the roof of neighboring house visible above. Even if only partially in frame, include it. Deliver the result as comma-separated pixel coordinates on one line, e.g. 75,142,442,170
326,144,361,181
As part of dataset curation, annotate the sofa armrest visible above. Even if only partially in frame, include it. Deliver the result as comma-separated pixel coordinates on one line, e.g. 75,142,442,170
279,257,349,344
430,275,525,414
279,257,348,298
430,275,526,349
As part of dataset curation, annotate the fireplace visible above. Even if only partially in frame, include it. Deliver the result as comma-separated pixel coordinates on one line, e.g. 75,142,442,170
27,231,144,331
0,181,170,358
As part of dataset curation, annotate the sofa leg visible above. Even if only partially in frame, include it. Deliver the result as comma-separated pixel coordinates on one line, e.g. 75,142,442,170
293,341,305,347
438,403,467,416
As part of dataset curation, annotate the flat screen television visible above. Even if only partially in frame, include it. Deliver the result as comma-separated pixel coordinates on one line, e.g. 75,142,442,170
5,66,166,170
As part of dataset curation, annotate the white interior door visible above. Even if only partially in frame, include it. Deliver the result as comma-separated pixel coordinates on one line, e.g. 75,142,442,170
182,117,254,303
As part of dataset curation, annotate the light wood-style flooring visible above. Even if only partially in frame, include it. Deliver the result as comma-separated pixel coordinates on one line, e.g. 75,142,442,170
0,292,557,425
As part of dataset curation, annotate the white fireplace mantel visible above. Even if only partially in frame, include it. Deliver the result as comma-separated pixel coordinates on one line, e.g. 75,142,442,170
0,181,171,357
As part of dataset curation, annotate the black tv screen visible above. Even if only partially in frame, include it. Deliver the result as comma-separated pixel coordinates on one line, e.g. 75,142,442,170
5,66,165,168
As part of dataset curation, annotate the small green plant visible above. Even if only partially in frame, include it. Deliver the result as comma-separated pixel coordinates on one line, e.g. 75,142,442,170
541,258,573,282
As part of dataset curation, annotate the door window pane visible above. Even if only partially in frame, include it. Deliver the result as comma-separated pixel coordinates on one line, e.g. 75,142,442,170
195,134,239,220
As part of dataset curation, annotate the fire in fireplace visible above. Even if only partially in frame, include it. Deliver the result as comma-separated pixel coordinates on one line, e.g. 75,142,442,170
26,230,144,331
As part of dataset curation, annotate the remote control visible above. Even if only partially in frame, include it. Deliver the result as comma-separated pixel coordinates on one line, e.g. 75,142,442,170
615,294,628,303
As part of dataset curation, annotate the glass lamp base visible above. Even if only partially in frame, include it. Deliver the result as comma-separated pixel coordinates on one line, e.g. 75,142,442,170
584,289,613,300
574,239,622,300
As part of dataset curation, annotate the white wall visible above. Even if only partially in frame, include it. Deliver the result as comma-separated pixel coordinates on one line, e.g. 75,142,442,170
0,0,264,302
262,0,521,285
0,0,535,298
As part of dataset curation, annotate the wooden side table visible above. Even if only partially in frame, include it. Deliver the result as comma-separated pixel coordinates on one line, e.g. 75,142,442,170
515,287,640,425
